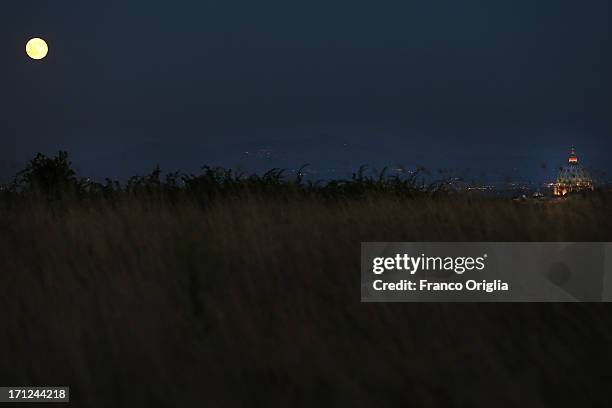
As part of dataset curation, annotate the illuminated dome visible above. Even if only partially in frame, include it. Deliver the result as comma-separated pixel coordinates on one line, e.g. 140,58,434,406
554,147,594,196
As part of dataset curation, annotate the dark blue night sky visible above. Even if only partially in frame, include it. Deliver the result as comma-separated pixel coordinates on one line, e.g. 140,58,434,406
1,1,610,182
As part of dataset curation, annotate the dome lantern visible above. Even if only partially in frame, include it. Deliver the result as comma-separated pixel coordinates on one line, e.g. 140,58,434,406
568,147,578,163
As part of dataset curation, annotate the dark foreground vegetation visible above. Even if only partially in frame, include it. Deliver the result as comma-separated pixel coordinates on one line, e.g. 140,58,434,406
1,152,611,407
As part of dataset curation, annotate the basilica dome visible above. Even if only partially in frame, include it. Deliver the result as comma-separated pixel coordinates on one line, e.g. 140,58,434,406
554,148,594,196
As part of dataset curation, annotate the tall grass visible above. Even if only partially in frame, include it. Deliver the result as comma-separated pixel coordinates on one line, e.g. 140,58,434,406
0,152,611,406
4,152,456,207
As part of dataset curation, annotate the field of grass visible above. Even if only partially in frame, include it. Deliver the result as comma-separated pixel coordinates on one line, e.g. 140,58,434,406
0,153,611,406
0,192,611,407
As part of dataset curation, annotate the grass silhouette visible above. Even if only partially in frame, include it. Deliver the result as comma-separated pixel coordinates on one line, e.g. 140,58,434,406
0,152,611,406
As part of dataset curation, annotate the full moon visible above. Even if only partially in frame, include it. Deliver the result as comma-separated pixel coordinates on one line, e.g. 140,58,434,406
26,38,48,60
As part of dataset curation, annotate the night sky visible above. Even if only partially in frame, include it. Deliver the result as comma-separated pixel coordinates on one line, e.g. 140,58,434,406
1,1,610,182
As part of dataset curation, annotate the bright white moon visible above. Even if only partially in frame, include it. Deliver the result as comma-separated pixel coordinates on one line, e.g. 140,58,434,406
26,38,48,60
